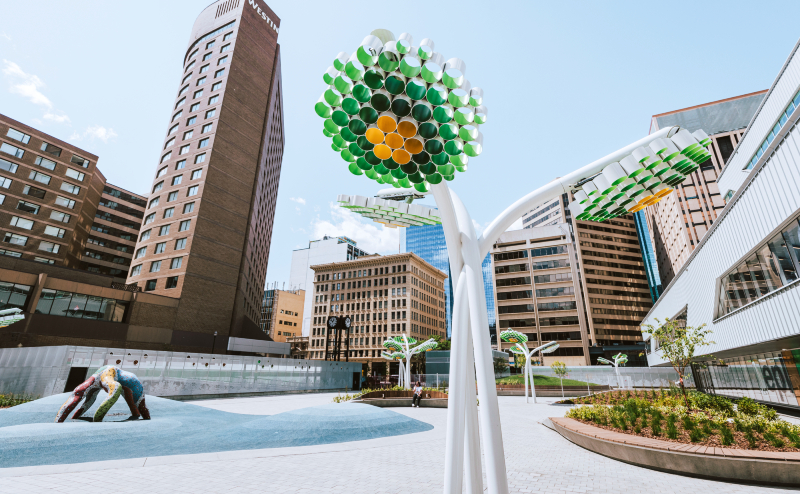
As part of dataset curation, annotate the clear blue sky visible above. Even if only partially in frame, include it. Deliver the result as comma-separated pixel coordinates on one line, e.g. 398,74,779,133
2,1,798,288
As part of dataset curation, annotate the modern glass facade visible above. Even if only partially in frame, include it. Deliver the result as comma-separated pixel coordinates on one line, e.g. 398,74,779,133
401,223,493,339
633,211,662,303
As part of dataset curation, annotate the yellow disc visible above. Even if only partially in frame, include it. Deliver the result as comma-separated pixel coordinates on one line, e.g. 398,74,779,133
366,127,385,145
373,144,392,160
392,149,411,164
397,120,418,138
377,115,397,133
629,204,645,213
655,187,673,198
404,137,423,155
636,195,652,206
385,133,404,149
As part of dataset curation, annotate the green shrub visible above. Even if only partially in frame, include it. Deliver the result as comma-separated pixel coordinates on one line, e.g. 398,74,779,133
689,428,703,442
719,425,734,446
0,394,35,408
763,432,785,448
681,415,695,431
744,430,757,449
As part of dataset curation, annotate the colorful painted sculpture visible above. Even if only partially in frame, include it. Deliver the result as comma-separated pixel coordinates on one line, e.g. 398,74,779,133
56,365,151,422
382,334,437,389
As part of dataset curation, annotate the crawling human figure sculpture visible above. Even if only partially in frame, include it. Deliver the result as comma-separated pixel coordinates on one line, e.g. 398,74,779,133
56,365,151,422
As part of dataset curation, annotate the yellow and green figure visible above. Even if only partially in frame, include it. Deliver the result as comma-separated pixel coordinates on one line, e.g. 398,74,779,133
56,366,151,423
499,330,559,404
382,334,438,389
315,30,487,193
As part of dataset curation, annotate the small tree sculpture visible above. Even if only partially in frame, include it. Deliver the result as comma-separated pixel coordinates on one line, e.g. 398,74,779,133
499,330,559,403
550,361,569,398
381,351,406,388
382,334,437,389
642,318,714,410
597,352,628,389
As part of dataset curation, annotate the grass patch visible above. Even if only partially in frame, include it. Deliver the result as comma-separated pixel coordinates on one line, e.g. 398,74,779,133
496,375,596,387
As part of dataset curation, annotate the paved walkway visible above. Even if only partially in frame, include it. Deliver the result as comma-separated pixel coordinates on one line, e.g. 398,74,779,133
0,393,791,493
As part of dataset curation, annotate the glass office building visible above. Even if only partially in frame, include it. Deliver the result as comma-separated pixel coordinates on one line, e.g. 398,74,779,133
401,223,494,339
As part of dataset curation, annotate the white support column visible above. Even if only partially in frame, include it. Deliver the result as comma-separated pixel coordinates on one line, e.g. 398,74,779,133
443,271,468,493
463,325,482,494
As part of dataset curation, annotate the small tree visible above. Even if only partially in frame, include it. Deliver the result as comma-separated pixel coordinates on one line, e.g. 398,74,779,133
551,361,568,398
430,334,451,351
642,318,714,410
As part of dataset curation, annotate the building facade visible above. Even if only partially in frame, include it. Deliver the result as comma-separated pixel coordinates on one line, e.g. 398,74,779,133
644,91,766,287
259,288,303,341
307,253,447,373
491,224,591,366
290,235,369,336
126,0,284,343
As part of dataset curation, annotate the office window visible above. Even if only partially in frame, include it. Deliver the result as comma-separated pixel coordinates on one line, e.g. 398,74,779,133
179,219,191,231
159,225,170,236
60,183,80,195
152,181,163,193
154,242,166,254
178,85,189,97
6,128,31,144
193,89,203,99
0,249,21,258
183,202,194,214
172,110,182,122
191,169,202,180
150,261,161,273
0,158,17,174
187,186,198,197
186,116,196,126
167,191,178,202
144,213,155,225
182,72,192,84
161,151,172,163
10,216,34,230
215,68,225,78
39,241,60,254
190,103,200,112
164,138,175,150
163,207,174,218
175,97,186,109
135,247,146,259
179,145,190,155
65,169,85,182
208,95,219,105
55,196,75,209
39,142,61,157
0,194,5,205
4,233,27,246
198,138,209,148
211,81,222,91
185,60,196,72
44,226,65,238
194,154,206,164
220,44,230,53
16,200,39,214
202,123,212,133
175,238,187,250
217,55,228,65
196,76,206,86
71,155,90,169
29,170,51,185
206,109,216,119
172,175,182,186
168,124,179,136
33,156,56,170
22,185,45,199
202,52,212,62
49,211,71,223
183,130,193,141
131,265,141,276
200,64,209,74
149,197,159,208
156,166,168,178
170,257,182,269
223,32,233,41
140,229,151,241
166,276,179,289
145,280,157,291
1,143,24,159
175,160,186,170
206,40,215,49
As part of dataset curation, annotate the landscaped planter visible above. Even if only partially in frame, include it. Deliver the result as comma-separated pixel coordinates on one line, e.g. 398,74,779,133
496,385,610,397
354,390,448,408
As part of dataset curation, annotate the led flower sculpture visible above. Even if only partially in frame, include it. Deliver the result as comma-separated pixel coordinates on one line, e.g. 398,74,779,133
382,350,406,388
499,330,559,404
0,308,24,328
598,352,628,389
315,30,486,192
337,194,441,228
382,334,437,389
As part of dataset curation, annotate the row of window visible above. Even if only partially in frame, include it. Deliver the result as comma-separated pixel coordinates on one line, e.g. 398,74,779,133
9,214,66,237
523,200,559,224
139,220,191,242
148,185,200,210
140,276,180,292
131,256,183,276
5,128,89,166
316,264,407,282
134,237,187,259
185,22,234,64
36,289,127,322
494,259,571,274
3,231,61,255
152,170,203,193
745,89,800,170
144,202,195,225
0,146,83,195
2,144,87,182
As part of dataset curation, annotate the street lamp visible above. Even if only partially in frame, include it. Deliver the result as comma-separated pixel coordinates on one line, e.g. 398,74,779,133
499,330,558,404
315,28,713,494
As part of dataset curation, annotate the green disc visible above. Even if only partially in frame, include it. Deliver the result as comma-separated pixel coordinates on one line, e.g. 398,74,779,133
447,89,470,108
433,105,453,124
450,153,468,166
408,171,424,184
332,110,350,127
364,70,384,90
340,149,355,162
459,125,479,141
340,127,357,142
324,88,343,107
399,57,421,78
352,84,371,103
406,78,427,100
444,139,463,156
400,162,419,174
425,139,444,155
342,97,360,115
382,158,399,170
348,142,365,157
356,136,374,151
391,97,412,117
322,129,334,138
356,157,372,170
411,102,432,122
374,163,390,175
431,152,449,165
370,92,391,112
419,162,437,174
454,107,474,125
412,151,430,165
323,119,340,134
378,51,400,72
359,106,378,124
345,60,365,81
356,45,377,67
365,151,382,166
391,168,407,179
439,123,459,140
414,182,429,193
426,85,448,106
398,177,412,188
333,134,346,148
348,119,367,136
438,164,455,175
334,74,353,95
464,140,482,157
418,122,438,138
385,75,406,95
330,143,342,152
315,100,332,118
348,162,363,175
365,168,379,179
442,174,454,181
425,172,443,184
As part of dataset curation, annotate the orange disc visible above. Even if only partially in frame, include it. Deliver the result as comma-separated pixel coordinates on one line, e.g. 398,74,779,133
366,127,385,145
392,149,411,164
377,115,397,133
385,133,404,149
397,120,417,138
373,144,392,160
629,204,645,213
404,137,423,155
655,187,672,198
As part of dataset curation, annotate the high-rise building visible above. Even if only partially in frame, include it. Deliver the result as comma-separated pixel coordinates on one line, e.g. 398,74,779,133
259,288,304,341
290,235,369,336
127,0,284,341
307,253,447,374
644,91,766,287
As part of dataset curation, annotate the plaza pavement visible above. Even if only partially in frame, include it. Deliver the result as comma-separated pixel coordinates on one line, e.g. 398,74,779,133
0,392,791,493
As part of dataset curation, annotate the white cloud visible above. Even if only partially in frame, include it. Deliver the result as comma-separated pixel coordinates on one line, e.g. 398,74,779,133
43,112,70,124
68,131,81,141
290,197,306,205
71,125,117,142
2,60,52,108
0,33,10,42
311,203,399,254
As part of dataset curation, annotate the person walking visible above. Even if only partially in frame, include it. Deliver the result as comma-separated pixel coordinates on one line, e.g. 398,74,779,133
412,381,423,407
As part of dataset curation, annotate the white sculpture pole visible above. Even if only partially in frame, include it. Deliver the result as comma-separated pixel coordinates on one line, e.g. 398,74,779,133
499,331,559,404
382,334,437,390
598,353,628,389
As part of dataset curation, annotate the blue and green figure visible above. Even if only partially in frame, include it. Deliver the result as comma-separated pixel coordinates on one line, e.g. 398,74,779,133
56,366,151,422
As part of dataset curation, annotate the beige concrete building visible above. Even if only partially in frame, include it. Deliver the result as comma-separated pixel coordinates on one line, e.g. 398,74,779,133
491,224,590,366
307,253,447,373
645,91,766,286
260,288,304,342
